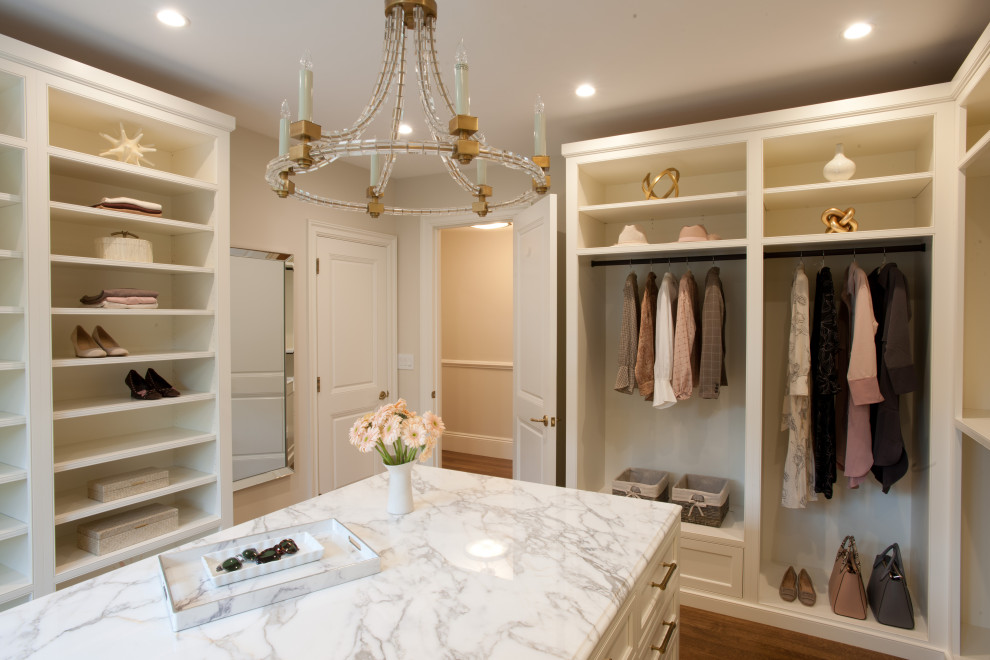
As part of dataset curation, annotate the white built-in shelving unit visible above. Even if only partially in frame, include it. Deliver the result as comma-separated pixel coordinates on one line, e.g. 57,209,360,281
0,58,31,610
954,31,990,660
563,30,983,655
0,34,232,605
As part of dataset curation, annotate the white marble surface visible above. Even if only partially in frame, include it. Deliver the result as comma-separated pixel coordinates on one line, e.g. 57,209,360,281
0,467,679,660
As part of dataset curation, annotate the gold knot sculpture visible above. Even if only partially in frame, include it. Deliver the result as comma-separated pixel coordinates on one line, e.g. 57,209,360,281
642,168,680,200
821,207,859,233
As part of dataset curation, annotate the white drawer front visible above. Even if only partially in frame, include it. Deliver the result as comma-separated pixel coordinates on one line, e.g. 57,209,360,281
679,537,743,598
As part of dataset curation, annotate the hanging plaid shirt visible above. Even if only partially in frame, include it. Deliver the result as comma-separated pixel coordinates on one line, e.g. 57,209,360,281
700,267,727,399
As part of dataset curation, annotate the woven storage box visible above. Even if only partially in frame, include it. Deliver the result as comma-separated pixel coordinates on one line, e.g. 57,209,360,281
612,468,670,501
95,233,153,263
77,503,178,556
671,474,730,527
87,467,169,502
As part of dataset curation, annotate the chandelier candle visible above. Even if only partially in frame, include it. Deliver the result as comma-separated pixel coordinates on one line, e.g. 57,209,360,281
278,100,291,155
476,158,487,186
370,153,381,187
534,95,547,157
455,39,469,115
298,51,313,122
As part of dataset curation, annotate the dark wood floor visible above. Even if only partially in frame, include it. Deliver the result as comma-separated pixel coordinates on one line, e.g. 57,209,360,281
441,452,904,660
441,450,513,478
680,606,904,660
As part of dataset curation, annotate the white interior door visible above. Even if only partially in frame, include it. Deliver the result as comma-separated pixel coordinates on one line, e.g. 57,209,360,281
513,195,557,484
315,233,395,493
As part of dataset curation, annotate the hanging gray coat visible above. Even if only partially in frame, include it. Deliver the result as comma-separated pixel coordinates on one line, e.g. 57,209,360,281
868,263,918,493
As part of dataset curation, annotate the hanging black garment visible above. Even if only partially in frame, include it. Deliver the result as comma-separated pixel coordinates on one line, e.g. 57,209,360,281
868,263,918,493
811,267,839,499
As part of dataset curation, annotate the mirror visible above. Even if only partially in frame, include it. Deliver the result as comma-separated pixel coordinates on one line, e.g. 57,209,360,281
229,248,294,489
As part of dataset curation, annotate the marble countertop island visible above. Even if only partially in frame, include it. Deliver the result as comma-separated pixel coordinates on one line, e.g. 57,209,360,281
0,467,679,660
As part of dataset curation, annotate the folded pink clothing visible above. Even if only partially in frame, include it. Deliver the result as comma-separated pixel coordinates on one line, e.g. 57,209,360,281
103,296,158,305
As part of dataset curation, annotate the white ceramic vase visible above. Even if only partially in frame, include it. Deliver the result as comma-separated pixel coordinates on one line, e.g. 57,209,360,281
823,142,856,181
386,461,415,515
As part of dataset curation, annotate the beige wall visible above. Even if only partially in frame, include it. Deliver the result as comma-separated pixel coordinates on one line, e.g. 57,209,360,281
229,127,409,523
439,226,513,458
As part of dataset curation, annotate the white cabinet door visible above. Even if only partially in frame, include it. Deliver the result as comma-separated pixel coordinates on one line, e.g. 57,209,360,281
315,234,394,493
513,195,557,485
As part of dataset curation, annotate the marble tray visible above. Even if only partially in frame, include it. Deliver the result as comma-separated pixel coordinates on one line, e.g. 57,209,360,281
201,531,324,587
158,519,380,631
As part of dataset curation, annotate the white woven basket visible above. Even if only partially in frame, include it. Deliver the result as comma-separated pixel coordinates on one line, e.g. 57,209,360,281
95,232,152,263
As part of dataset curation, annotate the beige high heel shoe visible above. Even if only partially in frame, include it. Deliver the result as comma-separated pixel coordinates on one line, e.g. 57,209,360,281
71,325,106,358
92,325,128,357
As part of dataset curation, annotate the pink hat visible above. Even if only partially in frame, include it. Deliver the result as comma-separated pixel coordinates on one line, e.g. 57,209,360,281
677,224,720,242
615,224,649,246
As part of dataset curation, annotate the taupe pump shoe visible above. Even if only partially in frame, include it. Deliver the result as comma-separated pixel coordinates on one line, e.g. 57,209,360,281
71,325,106,358
798,568,817,606
92,325,128,357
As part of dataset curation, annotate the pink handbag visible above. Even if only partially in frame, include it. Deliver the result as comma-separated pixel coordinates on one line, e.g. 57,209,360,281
828,535,868,619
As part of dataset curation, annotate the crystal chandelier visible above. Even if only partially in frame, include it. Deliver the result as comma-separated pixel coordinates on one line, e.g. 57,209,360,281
265,0,550,218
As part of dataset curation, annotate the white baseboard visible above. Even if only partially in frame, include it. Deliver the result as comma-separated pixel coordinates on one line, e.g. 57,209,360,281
442,431,513,460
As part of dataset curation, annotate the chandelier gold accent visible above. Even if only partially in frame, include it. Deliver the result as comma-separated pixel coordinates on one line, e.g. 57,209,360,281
265,0,550,218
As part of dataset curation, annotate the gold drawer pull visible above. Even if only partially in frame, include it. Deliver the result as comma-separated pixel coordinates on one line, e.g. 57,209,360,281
651,620,677,655
650,561,677,590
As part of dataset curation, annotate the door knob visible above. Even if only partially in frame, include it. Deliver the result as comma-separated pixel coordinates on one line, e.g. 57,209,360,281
530,415,548,427
379,390,388,400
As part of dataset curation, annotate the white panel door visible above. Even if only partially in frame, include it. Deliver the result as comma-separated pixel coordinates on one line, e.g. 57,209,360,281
316,235,392,493
513,195,557,485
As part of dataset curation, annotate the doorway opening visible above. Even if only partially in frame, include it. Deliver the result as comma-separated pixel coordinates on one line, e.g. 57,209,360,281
437,223,513,479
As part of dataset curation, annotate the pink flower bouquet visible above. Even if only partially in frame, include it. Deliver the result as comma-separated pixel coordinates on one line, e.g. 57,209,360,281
348,398,445,465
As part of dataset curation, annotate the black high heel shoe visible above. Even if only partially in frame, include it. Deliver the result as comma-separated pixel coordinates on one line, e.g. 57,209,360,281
125,369,162,400
145,368,180,397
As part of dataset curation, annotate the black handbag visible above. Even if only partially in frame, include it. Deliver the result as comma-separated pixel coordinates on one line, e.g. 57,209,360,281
866,543,915,629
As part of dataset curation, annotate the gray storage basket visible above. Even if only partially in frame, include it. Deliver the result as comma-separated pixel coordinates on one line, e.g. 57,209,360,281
671,474,730,527
612,468,670,502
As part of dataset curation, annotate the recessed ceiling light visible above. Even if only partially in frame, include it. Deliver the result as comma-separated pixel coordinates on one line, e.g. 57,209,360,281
472,221,509,230
398,123,413,135
157,9,189,28
576,84,596,98
843,22,872,39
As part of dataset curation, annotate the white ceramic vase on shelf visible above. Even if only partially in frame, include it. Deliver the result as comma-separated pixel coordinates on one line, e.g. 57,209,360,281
823,142,856,181
386,461,415,514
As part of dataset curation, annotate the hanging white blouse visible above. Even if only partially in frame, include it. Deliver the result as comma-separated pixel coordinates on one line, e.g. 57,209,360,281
781,264,817,509
653,271,679,409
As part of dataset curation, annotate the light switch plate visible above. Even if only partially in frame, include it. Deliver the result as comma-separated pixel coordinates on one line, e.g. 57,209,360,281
398,353,414,370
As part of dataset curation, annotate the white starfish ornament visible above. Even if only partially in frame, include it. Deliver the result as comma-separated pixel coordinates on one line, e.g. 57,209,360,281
99,123,156,167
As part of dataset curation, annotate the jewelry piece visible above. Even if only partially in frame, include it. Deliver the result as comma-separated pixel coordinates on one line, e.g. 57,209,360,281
821,207,859,233
256,548,281,564
279,539,299,554
216,557,243,573
642,168,680,200
240,548,259,561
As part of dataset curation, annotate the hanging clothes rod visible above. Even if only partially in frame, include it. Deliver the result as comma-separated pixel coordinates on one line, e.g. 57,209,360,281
763,243,926,260
590,253,746,268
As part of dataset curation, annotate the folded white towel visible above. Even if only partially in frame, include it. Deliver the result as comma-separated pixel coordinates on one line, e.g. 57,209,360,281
100,196,162,212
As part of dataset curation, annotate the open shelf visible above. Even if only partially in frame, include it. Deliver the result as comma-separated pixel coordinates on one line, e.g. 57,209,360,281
961,623,990,659
0,362,24,372
0,193,20,208
52,350,214,369
0,462,26,485
763,173,933,211
0,513,27,543
49,149,216,197
52,390,214,420
51,307,213,317
961,130,990,177
54,427,215,472
0,412,25,429
49,202,213,235
681,510,745,546
578,191,746,223
762,227,934,251
50,254,214,274
0,250,21,260
54,507,219,584
53,466,217,525
0,307,23,315
577,238,749,261
758,561,929,642
956,410,990,452
0,563,30,601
